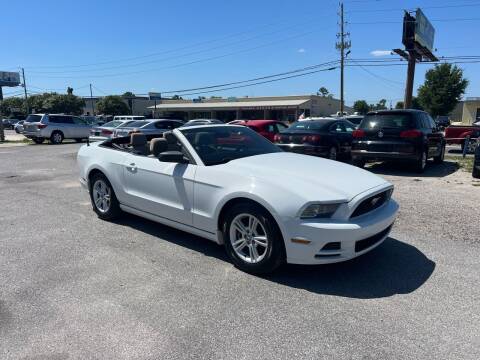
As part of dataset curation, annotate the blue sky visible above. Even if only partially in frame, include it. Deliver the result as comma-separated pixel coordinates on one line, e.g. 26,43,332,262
2,0,478,106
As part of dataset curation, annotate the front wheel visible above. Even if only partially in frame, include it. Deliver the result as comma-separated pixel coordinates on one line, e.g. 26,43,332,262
328,146,337,161
223,203,285,274
89,173,121,220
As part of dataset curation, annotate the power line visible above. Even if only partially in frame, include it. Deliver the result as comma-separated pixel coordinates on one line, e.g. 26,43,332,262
347,1,480,13
27,23,330,75
27,29,325,79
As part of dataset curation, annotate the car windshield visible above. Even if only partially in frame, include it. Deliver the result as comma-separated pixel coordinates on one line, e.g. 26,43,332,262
360,113,414,129
25,115,43,123
180,126,282,166
285,121,330,131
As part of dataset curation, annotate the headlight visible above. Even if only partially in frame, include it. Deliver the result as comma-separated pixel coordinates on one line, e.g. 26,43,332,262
300,203,341,219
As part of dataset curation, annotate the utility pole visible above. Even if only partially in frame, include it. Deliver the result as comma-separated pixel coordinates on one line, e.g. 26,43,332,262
89,84,95,115
404,52,416,108
336,2,351,114
21,68,29,115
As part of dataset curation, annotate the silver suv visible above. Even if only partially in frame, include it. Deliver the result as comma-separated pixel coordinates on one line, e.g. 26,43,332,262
23,114,92,144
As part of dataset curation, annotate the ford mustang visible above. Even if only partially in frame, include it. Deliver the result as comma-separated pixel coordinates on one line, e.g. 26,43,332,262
77,125,398,274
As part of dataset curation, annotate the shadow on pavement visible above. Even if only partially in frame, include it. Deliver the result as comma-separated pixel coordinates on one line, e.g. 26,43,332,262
264,237,435,298
116,215,435,299
365,160,458,178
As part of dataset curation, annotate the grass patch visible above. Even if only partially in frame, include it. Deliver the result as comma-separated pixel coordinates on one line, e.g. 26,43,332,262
1,138,32,144
445,155,474,172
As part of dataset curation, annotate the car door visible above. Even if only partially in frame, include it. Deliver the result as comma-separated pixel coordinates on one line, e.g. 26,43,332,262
329,121,350,153
50,115,72,138
122,152,196,225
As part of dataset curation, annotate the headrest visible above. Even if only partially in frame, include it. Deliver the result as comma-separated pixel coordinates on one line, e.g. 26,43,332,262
131,132,147,146
163,131,177,144
150,138,168,157
195,132,215,146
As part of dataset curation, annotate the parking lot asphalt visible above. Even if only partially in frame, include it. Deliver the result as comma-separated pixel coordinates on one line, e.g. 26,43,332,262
1,143,479,360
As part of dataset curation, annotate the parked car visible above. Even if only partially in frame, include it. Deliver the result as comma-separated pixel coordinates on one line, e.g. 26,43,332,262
2,119,19,130
23,114,92,144
113,119,184,138
77,125,398,274
89,120,136,142
445,123,480,153
273,118,356,160
351,109,446,172
181,119,224,127
14,120,25,133
228,119,288,141
435,115,451,130
473,138,480,178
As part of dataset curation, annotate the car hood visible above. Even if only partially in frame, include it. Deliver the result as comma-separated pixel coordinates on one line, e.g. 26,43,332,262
220,152,390,202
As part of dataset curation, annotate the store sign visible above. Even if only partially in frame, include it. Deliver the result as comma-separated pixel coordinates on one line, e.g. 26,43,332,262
415,9,435,52
148,92,162,100
0,71,20,87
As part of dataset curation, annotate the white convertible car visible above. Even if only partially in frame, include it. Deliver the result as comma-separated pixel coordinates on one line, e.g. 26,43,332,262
77,125,399,273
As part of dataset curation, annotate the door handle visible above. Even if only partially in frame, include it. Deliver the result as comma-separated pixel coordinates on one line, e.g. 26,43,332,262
127,163,137,172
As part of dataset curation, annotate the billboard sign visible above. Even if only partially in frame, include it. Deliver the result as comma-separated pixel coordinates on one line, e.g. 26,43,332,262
148,92,162,100
414,9,435,52
0,71,20,87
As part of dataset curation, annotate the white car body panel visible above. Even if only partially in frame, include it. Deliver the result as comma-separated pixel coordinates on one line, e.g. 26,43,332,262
77,126,398,265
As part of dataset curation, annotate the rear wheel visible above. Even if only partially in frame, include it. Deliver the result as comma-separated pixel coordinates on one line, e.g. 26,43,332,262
50,131,64,144
89,173,121,220
433,144,445,164
223,203,285,274
415,150,428,173
32,138,45,144
328,146,337,160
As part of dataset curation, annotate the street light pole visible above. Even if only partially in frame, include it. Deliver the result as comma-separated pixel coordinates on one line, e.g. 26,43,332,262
89,84,95,115
22,68,29,115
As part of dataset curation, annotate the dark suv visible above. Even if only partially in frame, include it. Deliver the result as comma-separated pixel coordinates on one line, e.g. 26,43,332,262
351,110,446,172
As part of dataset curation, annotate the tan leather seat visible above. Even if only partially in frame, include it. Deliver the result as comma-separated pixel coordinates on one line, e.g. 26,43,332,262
150,138,168,157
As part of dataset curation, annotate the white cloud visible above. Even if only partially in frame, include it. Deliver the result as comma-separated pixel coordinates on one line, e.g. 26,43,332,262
370,50,392,57
298,48,306,53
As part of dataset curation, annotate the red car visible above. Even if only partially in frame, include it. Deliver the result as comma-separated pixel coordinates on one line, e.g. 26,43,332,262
229,120,288,142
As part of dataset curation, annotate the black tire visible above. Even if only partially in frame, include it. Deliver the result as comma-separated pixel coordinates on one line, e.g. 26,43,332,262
414,150,428,173
50,131,64,144
32,138,45,144
328,146,338,161
223,202,285,274
473,167,480,179
75,138,83,143
433,144,445,164
89,172,122,220
353,158,366,168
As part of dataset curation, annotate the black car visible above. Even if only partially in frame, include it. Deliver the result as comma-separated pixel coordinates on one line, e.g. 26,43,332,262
273,119,356,160
473,139,480,178
351,110,446,172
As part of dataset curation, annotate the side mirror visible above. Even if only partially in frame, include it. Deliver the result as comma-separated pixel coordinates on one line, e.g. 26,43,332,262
158,151,188,163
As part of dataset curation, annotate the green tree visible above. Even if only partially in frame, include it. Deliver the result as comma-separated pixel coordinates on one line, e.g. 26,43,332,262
417,63,468,117
318,87,329,97
43,94,85,115
395,97,423,110
171,95,183,100
0,97,25,117
67,87,74,95
96,95,130,115
353,100,369,115
27,93,56,113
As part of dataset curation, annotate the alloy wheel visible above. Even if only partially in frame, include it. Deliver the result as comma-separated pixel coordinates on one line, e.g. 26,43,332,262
229,213,269,264
329,147,337,160
92,179,111,213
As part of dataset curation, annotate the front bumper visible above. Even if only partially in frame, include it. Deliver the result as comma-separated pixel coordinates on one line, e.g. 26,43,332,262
277,143,329,157
283,199,399,265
